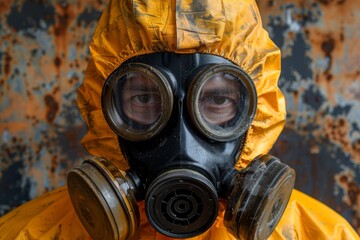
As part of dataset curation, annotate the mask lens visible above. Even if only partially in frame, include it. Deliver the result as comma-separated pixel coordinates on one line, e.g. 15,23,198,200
119,72,162,127
199,72,241,127
102,63,173,141
188,65,257,141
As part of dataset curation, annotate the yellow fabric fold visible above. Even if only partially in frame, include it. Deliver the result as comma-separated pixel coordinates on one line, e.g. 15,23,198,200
0,187,90,240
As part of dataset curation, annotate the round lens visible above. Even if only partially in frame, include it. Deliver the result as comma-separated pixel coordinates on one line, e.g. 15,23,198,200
119,72,162,127
188,65,257,141
102,63,173,141
199,72,241,126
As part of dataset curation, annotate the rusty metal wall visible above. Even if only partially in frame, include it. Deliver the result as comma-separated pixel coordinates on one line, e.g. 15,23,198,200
0,0,106,214
257,0,360,233
0,0,359,234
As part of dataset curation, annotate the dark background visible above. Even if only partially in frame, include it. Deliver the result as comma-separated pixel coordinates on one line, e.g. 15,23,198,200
0,0,359,234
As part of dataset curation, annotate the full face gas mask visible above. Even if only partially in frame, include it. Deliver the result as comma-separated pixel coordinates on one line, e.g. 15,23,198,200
67,53,295,240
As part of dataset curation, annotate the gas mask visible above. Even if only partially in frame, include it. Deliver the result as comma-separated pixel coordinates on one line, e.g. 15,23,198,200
67,53,295,240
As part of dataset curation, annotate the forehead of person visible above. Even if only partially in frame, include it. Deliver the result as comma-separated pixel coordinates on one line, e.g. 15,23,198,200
77,0,286,170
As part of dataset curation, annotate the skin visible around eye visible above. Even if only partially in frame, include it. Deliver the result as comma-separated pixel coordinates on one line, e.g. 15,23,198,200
121,72,162,125
199,73,240,125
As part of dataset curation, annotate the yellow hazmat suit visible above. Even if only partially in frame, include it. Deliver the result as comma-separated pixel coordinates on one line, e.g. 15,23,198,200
0,0,359,239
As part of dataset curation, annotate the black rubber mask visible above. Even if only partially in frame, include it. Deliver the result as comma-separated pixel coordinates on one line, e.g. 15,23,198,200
67,53,295,240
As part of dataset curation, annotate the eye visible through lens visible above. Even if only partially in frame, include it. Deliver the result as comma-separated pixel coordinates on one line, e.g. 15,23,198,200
120,72,162,126
199,73,241,126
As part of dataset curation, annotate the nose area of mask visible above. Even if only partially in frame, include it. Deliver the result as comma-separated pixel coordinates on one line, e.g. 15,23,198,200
119,96,241,189
145,168,218,238
121,103,235,238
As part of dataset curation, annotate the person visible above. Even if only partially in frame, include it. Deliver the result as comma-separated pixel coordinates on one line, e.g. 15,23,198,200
0,0,358,239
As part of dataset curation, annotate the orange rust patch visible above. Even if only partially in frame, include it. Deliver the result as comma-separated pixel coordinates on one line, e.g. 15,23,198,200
335,170,360,233
44,94,59,123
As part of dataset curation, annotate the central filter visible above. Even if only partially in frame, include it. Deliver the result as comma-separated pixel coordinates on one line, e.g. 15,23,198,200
145,169,218,238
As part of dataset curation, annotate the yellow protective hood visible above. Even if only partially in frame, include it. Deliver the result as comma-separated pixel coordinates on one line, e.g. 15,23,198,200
77,0,286,169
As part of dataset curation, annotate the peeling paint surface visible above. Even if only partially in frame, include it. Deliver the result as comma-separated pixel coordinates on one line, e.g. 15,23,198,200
0,0,359,235
0,0,106,215
257,0,360,233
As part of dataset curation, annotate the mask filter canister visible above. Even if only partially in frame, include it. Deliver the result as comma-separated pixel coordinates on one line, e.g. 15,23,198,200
146,169,218,238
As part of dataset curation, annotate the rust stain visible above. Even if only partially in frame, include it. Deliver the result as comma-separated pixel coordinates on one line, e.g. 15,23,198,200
324,117,360,164
68,75,79,85
335,170,360,233
52,2,75,78
0,1,12,15
44,94,59,123
317,0,347,5
317,0,332,4
53,2,73,49
52,86,60,95
352,139,360,161
4,51,12,77
54,56,61,68
321,35,335,79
